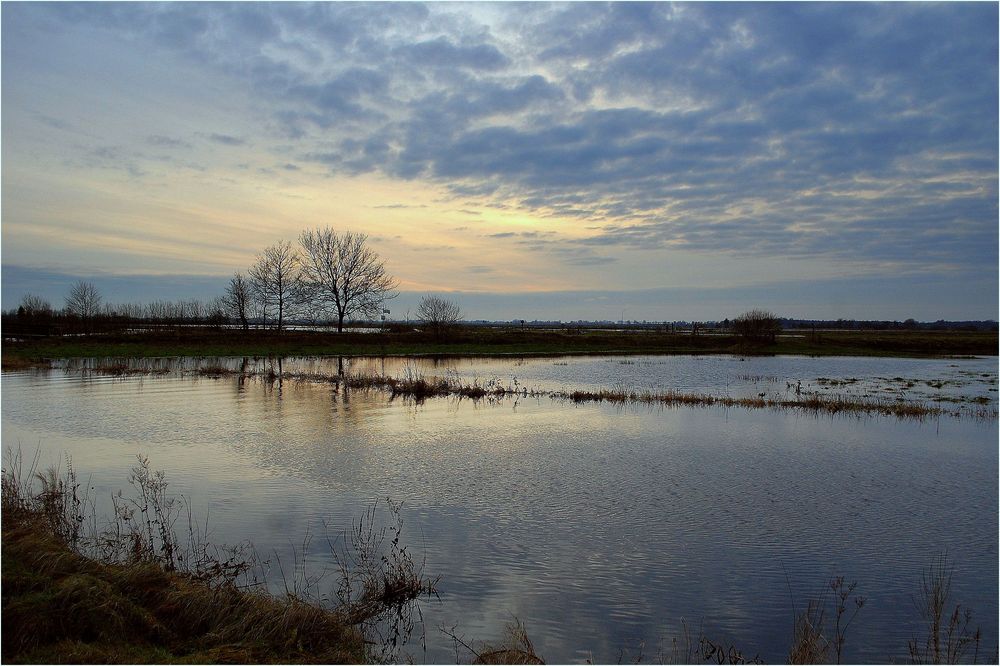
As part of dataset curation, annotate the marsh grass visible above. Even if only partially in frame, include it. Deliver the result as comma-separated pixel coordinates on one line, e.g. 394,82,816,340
0,355,53,371
89,361,171,376
2,450,437,664
51,361,996,420
613,620,763,665
909,554,984,664
553,386,990,420
196,364,234,377
785,577,866,664
442,619,544,665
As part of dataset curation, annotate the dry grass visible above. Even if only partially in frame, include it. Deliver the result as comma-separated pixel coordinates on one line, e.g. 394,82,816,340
0,355,53,371
46,359,997,420
442,619,545,665
2,481,365,663
89,362,170,376
37,358,998,420
553,386,990,421
195,364,237,378
1,451,436,664
909,553,984,664
167,364,1000,420
3,518,366,663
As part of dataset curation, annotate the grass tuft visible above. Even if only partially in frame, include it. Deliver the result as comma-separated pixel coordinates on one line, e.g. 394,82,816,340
2,451,437,664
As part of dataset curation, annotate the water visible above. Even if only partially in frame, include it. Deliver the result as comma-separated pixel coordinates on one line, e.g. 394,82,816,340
54,353,1000,407
2,354,997,663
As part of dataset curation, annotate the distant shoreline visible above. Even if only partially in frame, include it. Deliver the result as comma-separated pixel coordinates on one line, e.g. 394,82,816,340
2,327,996,367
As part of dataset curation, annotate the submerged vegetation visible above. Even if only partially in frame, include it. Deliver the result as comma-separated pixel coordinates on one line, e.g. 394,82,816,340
42,360,1000,421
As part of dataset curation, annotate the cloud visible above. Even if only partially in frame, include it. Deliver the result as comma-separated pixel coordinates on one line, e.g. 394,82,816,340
392,37,509,71
147,135,191,148
6,1,998,281
207,133,246,146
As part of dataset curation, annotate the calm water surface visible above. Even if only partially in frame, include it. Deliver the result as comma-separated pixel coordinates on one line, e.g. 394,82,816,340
3,354,997,663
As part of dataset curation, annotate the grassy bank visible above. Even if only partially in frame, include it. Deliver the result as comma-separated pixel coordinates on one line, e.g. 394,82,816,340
3,520,366,664
1,454,437,664
2,327,997,368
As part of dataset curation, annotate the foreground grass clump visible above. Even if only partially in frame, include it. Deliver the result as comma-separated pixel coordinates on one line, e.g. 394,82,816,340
2,523,365,663
1,453,435,664
3,509,364,663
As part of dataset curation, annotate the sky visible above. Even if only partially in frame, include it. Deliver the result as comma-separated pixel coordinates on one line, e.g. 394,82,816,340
2,2,997,321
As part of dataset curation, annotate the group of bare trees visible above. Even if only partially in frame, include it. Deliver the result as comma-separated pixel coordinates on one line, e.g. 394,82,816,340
224,228,398,332
9,281,229,335
6,228,471,336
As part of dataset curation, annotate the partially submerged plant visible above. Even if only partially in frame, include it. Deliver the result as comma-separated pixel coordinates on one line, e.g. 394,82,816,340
329,498,439,662
442,618,544,665
909,553,983,664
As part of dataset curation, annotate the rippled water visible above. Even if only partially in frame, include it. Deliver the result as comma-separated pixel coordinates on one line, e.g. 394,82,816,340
3,355,997,663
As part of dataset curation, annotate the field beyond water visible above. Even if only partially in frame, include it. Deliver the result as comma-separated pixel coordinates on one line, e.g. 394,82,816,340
2,326,997,367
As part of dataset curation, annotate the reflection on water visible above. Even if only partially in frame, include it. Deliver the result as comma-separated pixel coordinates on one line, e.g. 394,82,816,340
55,353,999,407
2,358,997,663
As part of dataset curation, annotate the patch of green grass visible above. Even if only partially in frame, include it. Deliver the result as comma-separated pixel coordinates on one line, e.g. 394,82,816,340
2,327,996,365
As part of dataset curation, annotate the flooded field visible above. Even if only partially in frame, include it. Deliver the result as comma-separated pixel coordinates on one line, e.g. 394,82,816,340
2,354,997,662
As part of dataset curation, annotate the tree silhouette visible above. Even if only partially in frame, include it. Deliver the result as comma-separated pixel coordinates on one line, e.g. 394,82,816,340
65,281,102,320
223,272,252,331
249,241,299,332
299,228,397,332
416,295,461,339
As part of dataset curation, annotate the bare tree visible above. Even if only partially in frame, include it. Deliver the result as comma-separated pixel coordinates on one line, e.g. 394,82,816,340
298,228,398,333
17,294,52,317
223,272,252,331
249,240,300,332
64,280,102,320
206,296,227,328
416,294,461,338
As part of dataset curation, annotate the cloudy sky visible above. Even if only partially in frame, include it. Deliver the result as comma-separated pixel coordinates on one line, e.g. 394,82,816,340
2,2,997,321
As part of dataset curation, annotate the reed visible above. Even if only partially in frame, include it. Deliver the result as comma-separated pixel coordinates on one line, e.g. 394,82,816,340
551,386,989,420
89,362,170,376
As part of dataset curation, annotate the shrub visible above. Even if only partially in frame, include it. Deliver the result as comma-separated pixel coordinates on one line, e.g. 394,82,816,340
733,309,781,343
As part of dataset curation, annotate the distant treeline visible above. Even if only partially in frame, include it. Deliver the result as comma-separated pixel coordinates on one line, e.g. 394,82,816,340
777,318,998,332
4,295,230,337
471,318,998,332
1,295,368,337
3,283,996,337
